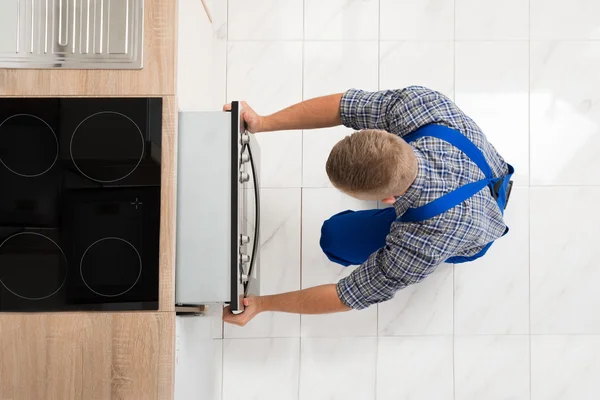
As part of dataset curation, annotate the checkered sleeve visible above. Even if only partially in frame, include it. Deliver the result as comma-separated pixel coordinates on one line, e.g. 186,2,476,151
336,222,449,310
339,86,469,137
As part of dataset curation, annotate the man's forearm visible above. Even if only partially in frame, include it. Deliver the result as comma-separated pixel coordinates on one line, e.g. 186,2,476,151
260,284,351,314
261,94,344,132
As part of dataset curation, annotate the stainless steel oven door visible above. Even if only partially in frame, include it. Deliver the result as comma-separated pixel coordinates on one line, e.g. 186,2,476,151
229,102,260,314
175,104,260,311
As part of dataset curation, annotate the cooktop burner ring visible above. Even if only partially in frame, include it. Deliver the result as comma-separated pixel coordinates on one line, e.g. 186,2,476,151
69,111,145,183
0,114,59,178
0,232,68,300
79,237,143,297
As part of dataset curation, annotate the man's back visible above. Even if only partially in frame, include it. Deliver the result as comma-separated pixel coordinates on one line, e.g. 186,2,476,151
342,86,509,257
335,86,512,309
399,87,509,258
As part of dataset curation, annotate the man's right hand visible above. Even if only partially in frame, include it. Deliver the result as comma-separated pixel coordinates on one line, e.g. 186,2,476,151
224,93,343,133
223,101,264,133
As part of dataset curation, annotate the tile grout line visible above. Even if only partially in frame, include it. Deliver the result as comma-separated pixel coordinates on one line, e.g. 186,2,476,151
226,39,600,43
452,0,457,399
452,263,456,400
298,2,306,398
528,0,533,397
299,190,303,399
224,0,229,106
218,334,600,339
300,0,306,191
222,0,230,397
298,337,302,400
530,184,600,187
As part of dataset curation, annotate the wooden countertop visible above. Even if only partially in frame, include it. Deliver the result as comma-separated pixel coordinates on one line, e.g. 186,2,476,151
0,1,178,399
0,313,174,400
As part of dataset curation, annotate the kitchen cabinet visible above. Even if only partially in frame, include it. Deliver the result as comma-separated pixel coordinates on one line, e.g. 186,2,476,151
0,1,179,398
0,94,177,397
0,312,175,400
0,0,176,97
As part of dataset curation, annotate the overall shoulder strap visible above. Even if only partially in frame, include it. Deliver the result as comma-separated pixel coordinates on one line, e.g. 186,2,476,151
398,124,495,223
404,124,494,179
398,179,489,222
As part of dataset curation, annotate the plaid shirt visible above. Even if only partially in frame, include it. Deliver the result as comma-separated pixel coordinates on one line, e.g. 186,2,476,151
336,86,509,310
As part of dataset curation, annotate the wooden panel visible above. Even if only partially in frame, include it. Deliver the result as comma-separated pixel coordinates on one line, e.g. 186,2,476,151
155,312,176,400
0,312,175,400
159,96,177,311
0,314,47,400
0,0,176,97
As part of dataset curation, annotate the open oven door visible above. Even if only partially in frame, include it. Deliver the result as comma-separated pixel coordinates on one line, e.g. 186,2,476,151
175,102,260,312
229,101,261,314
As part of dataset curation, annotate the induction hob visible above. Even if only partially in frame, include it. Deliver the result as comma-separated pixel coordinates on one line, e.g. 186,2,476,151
0,98,162,312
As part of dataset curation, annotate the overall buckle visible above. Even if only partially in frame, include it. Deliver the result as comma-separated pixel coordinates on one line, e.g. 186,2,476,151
491,178,514,209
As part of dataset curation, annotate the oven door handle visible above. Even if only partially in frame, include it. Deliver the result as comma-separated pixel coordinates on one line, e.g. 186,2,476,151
243,139,259,297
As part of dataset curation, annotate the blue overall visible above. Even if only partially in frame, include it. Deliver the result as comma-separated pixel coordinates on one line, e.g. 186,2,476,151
320,124,515,266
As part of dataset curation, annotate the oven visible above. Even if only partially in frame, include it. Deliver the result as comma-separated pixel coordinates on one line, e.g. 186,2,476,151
175,102,260,313
0,97,163,312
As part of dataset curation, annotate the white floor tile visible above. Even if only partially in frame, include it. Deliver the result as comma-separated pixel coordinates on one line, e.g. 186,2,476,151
378,264,453,335
299,338,377,400
455,41,529,187
531,187,600,334
227,41,303,115
301,311,379,338
228,0,303,40
454,335,530,400
302,126,353,188
377,336,454,400
304,0,379,41
301,189,378,287
379,41,454,98
531,335,600,400
202,304,224,339
225,189,301,338
301,188,378,337
177,0,227,112
175,318,222,400
530,42,600,186
227,41,303,188
222,338,300,400
531,0,600,40
454,188,529,335
254,132,303,188
213,340,223,400
303,42,378,100
301,311,378,338
380,0,454,40
455,0,529,40
217,3,600,399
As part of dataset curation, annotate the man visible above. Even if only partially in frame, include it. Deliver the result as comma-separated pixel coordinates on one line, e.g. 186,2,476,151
223,86,513,326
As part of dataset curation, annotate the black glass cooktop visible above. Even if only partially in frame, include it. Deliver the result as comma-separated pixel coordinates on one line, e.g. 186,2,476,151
0,98,162,312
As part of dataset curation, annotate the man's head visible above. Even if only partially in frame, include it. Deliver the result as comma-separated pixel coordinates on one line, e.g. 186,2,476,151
326,129,418,204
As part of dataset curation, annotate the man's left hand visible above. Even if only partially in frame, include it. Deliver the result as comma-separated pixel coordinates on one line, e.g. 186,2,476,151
223,296,263,326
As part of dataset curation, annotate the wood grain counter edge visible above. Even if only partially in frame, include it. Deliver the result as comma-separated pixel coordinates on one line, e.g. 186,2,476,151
0,312,175,400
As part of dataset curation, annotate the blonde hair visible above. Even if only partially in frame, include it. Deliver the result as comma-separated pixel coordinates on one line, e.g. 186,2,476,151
325,129,417,199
